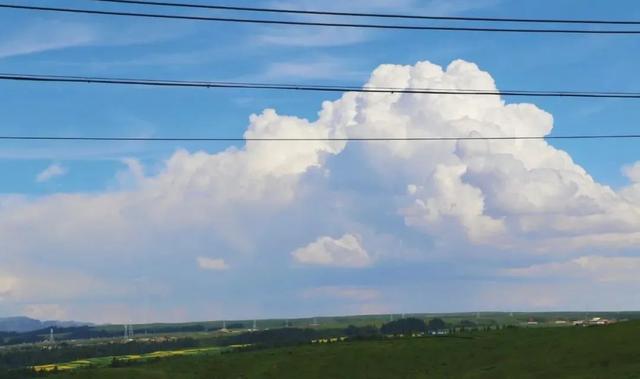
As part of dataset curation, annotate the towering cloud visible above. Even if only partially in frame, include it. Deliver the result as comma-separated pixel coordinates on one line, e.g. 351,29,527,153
1,59,639,318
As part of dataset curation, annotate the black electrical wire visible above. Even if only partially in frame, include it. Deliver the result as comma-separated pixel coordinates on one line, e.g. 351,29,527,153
91,0,640,26
1,135,639,142
2,73,640,99
2,4,640,34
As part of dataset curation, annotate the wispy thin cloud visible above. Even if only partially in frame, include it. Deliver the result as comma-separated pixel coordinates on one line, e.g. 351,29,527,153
36,163,67,183
268,0,499,17
267,0,418,13
301,286,380,301
197,257,230,271
256,0,500,52
0,21,96,59
258,27,369,47
259,56,367,81
0,20,194,60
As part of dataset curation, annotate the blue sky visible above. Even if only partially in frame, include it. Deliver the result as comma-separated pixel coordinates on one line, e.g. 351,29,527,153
1,0,640,323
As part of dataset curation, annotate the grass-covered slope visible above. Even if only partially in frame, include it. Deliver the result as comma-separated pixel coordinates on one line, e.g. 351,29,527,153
49,321,640,379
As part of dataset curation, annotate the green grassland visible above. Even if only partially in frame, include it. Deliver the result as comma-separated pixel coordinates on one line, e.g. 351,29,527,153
47,320,640,379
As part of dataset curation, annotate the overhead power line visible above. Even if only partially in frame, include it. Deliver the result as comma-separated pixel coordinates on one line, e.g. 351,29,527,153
2,4,640,34
92,0,640,26
1,135,640,142
2,73,640,99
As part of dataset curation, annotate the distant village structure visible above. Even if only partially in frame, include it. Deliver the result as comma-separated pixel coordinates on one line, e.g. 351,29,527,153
524,316,616,328
572,317,615,326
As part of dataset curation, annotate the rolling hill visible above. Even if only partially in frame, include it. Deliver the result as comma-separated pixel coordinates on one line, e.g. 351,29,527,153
45,320,640,379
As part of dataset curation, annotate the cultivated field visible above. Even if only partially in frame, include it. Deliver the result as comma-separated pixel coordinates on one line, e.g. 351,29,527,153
32,347,223,373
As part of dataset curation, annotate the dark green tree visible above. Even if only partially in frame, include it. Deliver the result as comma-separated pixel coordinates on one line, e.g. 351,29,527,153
345,325,380,339
427,318,446,331
380,318,426,335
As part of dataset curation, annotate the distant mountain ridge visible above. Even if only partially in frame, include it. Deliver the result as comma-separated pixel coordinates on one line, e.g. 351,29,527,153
0,316,92,333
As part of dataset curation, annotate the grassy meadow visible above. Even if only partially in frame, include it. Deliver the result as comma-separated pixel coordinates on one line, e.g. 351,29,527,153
45,320,640,379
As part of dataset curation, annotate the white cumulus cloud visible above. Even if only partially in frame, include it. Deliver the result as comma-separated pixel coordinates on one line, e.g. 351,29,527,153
292,234,372,268
1,58,640,318
5,59,640,258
